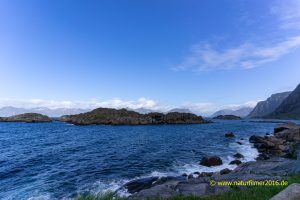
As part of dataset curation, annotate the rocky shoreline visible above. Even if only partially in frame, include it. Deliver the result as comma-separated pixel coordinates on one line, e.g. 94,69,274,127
117,123,300,199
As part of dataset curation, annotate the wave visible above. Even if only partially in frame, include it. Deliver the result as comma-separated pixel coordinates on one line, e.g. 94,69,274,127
81,137,259,197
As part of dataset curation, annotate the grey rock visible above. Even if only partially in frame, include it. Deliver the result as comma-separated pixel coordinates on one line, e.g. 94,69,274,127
270,183,300,200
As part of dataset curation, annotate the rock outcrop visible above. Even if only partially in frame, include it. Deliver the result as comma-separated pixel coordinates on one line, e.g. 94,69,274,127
60,108,208,125
249,123,300,158
267,83,300,119
0,113,52,123
225,132,235,138
247,91,291,118
199,156,223,167
270,183,300,200
213,115,241,120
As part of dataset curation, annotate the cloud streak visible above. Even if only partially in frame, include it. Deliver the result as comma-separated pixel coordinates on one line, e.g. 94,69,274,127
175,36,300,71
175,0,300,72
271,0,300,30
0,97,165,111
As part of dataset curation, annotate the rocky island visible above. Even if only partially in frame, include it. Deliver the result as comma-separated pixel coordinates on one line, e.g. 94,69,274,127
0,113,52,123
60,107,208,125
116,123,300,199
213,115,241,120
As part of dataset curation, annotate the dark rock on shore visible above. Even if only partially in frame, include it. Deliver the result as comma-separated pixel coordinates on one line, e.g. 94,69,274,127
0,113,52,123
225,132,235,137
123,177,159,194
220,168,232,175
200,156,223,167
233,153,244,159
229,159,242,165
60,108,208,125
198,172,214,177
213,115,241,120
249,123,300,158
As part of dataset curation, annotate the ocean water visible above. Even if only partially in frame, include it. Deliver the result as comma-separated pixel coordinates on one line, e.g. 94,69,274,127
0,120,298,200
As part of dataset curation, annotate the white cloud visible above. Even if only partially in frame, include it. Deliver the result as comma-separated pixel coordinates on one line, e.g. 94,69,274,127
178,102,216,116
0,97,167,111
175,36,300,71
220,101,258,110
0,98,259,117
174,0,300,72
271,0,300,30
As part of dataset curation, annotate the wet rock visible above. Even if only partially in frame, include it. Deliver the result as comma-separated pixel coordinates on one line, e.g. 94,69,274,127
225,132,235,138
256,153,271,160
200,156,223,167
229,159,242,165
233,153,244,159
182,173,188,177
249,135,265,143
198,172,214,177
220,168,232,175
236,141,242,145
123,177,159,194
188,174,194,179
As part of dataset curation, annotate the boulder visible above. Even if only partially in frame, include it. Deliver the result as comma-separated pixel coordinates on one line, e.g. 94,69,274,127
229,159,242,165
236,141,242,145
256,153,271,160
225,132,235,138
274,123,299,133
220,168,232,175
123,177,159,194
200,156,223,167
233,153,244,159
198,172,214,177
188,174,194,179
270,183,300,200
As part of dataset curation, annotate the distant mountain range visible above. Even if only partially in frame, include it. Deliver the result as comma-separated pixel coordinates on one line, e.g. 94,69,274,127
167,108,192,113
211,107,253,118
0,106,90,117
247,91,291,118
266,84,300,119
130,108,193,114
2,83,299,119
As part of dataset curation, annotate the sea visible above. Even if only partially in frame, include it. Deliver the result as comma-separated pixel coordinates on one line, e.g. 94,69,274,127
1,119,299,199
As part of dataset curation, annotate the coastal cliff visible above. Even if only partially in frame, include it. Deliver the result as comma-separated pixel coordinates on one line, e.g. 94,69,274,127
60,108,208,125
0,113,52,123
267,84,300,119
247,92,291,118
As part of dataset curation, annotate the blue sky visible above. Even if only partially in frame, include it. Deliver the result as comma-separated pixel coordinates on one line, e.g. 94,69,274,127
0,0,299,115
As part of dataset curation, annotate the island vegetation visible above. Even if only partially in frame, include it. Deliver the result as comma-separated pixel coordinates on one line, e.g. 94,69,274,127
0,113,52,123
60,108,209,125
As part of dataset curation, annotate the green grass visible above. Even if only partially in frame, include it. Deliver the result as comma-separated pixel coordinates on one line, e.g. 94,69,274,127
75,174,300,200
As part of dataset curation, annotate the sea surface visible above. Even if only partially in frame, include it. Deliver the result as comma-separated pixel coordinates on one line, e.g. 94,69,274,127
0,119,299,200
